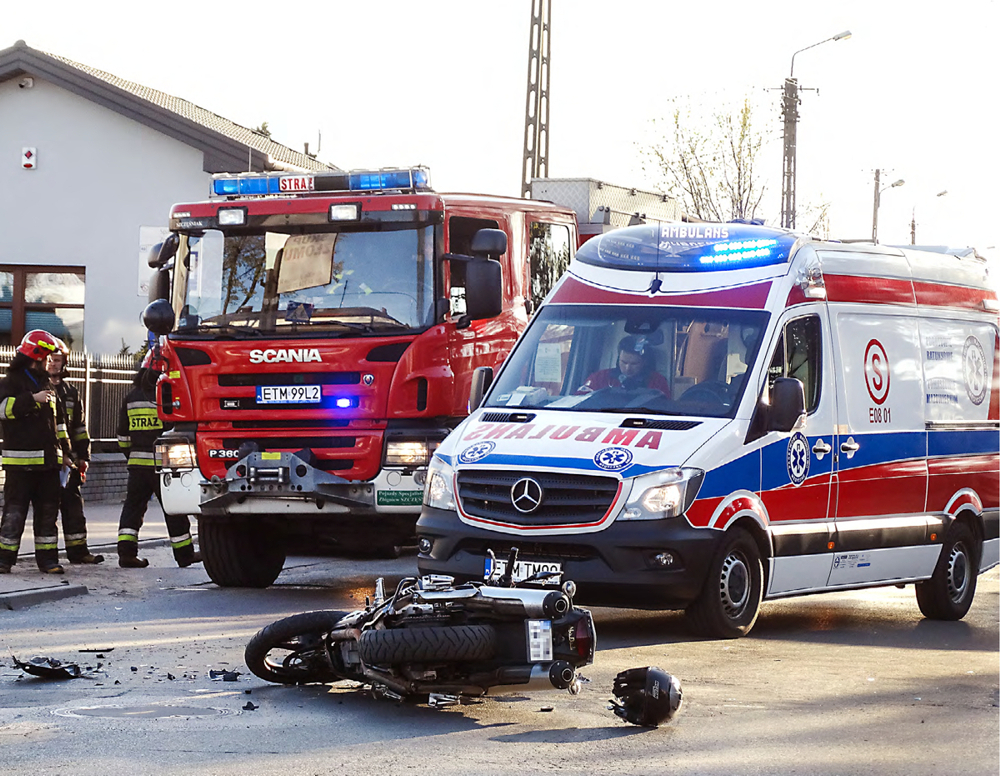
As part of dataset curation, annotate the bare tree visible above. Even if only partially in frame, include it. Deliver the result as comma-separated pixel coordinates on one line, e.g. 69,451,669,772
642,96,769,223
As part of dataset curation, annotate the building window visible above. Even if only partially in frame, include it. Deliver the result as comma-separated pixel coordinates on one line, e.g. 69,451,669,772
0,266,85,349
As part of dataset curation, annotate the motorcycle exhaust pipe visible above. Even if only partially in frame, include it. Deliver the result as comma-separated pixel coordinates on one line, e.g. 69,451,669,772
489,661,576,692
478,588,571,618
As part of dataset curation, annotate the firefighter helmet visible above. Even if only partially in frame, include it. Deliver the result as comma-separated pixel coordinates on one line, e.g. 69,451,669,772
52,337,70,356
18,330,60,362
610,666,683,727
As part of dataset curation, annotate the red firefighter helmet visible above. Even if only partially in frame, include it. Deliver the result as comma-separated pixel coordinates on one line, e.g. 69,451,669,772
18,330,60,362
52,337,71,356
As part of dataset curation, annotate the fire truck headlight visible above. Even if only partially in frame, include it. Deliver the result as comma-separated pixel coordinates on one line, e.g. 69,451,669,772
424,456,456,511
156,440,197,471
621,468,704,521
217,208,246,226
385,440,439,467
329,203,360,221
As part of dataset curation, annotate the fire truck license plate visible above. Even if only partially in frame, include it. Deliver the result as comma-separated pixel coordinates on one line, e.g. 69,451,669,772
484,557,562,585
256,385,321,404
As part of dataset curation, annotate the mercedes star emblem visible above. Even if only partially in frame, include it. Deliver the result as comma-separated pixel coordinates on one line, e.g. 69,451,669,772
510,477,544,514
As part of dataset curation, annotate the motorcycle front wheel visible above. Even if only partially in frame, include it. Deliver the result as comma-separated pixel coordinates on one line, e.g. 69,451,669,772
359,625,497,665
245,610,347,684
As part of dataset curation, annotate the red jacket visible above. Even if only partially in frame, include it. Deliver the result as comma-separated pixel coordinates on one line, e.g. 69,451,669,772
579,368,671,396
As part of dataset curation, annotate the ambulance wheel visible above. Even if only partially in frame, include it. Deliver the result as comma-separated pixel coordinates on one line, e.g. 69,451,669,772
201,516,287,588
686,527,763,639
916,522,979,621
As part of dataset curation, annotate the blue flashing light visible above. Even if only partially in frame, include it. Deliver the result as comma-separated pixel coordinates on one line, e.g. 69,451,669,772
212,166,431,198
335,397,353,409
576,223,796,273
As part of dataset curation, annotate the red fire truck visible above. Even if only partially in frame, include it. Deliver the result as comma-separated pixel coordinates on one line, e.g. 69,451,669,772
144,166,578,587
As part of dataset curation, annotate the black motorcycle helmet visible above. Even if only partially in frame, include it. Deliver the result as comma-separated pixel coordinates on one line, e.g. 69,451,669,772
610,666,683,727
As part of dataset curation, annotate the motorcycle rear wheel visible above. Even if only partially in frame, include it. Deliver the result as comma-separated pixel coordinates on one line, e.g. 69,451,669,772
359,625,497,665
245,610,347,684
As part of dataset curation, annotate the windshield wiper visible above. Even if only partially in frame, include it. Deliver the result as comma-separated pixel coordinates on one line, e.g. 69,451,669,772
178,323,264,338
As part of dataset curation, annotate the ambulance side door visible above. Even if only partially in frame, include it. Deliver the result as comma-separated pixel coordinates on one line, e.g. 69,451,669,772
756,309,838,596
827,309,931,586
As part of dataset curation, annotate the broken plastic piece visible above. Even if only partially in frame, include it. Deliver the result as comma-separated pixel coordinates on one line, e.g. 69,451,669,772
12,655,82,680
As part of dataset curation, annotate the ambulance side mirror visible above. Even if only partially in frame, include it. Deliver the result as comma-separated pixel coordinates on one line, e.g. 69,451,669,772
468,366,494,412
768,377,806,433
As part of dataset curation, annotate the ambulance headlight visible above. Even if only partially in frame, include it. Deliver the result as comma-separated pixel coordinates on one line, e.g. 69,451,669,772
621,467,704,520
156,439,197,471
423,455,456,511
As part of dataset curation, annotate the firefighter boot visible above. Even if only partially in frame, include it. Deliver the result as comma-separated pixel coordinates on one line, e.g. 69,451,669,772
119,555,150,568
177,551,202,568
69,552,105,564
39,564,65,574
0,562,11,574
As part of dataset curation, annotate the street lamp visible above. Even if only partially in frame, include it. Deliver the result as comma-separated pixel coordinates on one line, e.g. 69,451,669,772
871,170,905,244
780,30,852,230
910,190,948,244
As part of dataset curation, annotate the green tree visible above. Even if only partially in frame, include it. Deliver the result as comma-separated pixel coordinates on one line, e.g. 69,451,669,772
641,96,769,223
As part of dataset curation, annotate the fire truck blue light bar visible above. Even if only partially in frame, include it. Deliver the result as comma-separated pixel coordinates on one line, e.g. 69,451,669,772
212,167,431,197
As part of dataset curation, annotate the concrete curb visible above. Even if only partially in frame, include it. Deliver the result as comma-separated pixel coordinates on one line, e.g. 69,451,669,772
1,582,88,610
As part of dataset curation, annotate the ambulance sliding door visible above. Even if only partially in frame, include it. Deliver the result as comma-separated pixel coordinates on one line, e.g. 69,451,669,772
759,309,837,596
828,311,935,586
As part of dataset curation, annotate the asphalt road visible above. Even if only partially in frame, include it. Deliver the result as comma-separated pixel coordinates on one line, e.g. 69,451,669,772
1,545,997,776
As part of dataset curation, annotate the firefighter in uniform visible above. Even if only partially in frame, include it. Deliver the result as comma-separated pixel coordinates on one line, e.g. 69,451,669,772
0,330,68,574
48,338,104,564
116,351,201,568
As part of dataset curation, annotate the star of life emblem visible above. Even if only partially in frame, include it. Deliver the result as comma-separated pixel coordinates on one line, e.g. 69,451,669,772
963,336,988,406
786,432,810,486
458,441,495,464
593,447,633,472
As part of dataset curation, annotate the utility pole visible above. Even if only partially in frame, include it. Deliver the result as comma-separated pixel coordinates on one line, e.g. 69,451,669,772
872,168,882,243
780,77,799,229
521,0,551,198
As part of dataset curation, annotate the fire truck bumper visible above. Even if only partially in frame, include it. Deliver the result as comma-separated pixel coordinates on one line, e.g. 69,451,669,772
158,450,428,518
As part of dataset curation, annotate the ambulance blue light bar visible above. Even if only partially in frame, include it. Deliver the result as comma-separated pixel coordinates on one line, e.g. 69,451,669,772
576,222,797,273
212,166,432,198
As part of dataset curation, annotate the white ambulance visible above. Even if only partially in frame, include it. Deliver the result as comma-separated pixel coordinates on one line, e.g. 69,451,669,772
416,222,999,638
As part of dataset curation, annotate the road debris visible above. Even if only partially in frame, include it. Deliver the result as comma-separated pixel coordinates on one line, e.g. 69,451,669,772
11,654,82,680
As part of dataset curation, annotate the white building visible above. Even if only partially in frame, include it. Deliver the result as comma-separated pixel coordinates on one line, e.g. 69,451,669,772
0,40,335,355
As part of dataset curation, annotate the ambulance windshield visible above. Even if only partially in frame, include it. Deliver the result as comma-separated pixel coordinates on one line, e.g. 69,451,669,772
174,225,435,335
486,304,769,418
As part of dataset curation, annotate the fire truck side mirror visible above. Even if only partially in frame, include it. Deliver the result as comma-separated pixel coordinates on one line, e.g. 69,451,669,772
142,299,176,337
470,228,507,258
468,366,494,412
768,377,806,433
148,269,171,304
465,259,503,320
148,233,179,269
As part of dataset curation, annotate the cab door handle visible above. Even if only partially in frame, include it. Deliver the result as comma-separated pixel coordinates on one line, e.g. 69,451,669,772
812,439,832,460
840,437,860,459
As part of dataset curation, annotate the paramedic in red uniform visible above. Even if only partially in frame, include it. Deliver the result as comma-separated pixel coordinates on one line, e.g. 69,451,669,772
579,335,671,396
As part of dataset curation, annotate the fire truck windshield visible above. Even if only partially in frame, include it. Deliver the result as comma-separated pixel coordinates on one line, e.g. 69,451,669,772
175,226,435,335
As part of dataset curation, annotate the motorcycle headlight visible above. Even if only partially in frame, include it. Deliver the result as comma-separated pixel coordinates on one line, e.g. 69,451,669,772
155,439,197,470
620,467,704,521
423,455,456,511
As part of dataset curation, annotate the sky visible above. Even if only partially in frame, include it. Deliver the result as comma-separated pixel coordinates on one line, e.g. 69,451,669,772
9,0,999,261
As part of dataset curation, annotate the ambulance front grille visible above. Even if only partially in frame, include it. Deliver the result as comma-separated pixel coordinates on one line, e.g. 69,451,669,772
457,471,619,526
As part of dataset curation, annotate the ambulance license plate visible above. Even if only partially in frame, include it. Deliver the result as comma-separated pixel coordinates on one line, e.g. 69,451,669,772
256,385,321,404
484,556,562,585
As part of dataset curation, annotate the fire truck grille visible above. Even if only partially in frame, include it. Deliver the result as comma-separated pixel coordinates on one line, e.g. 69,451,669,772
221,437,355,450
218,372,360,386
456,470,619,526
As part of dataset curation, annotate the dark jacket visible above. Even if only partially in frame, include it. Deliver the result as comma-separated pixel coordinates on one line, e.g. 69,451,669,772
0,355,66,471
118,369,169,470
55,380,90,464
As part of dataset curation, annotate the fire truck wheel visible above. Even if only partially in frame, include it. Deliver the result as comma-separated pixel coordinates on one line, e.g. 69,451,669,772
916,521,979,621
685,526,763,639
200,516,286,588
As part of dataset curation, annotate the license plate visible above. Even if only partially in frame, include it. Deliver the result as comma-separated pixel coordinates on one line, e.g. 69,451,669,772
256,385,321,404
484,556,562,586
526,619,553,661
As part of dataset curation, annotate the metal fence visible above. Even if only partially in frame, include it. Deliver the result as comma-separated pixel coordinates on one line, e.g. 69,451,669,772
0,347,136,443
